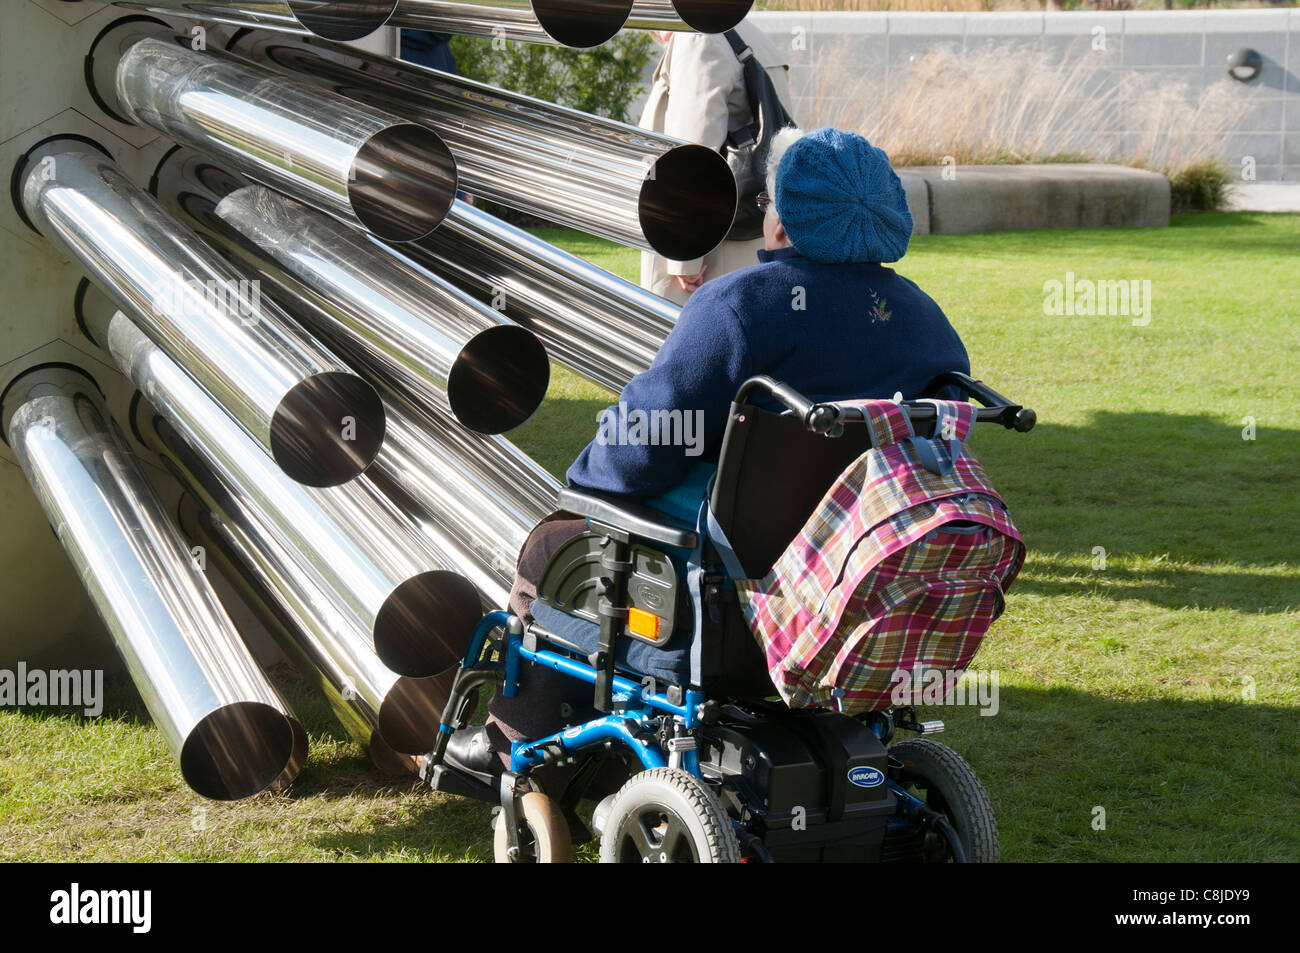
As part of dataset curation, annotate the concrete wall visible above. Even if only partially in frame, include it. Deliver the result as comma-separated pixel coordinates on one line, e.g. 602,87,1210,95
749,9,1300,182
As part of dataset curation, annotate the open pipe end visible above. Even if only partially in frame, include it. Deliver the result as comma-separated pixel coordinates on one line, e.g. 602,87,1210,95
180,701,296,800
667,0,754,34
288,0,398,41
640,143,739,262
377,668,459,755
373,571,483,678
350,124,457,242
448,325,550,434
534,0,633,48
270,371,386,487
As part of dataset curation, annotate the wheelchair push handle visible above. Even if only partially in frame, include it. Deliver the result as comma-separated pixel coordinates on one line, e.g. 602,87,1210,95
735,375,841,434
733,373,1037,435
925,371,1037,432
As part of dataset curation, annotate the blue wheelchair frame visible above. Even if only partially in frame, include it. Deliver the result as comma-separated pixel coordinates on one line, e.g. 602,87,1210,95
445,610,938,849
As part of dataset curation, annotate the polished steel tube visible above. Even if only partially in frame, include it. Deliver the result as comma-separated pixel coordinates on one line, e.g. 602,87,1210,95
111,2,398,40
0,365,298,800
389,0,631,48
90,24,456,242
176,492,457,758
413,200,677,393
148,145,676,394
624,0,752,34
103,311,484,679
234,34,736,260
362,384,562,609
388,0,751,46
213,184,549,434
21,147,385,487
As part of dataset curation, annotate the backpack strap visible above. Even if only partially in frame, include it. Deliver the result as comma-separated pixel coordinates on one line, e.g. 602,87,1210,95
836,398,915,449
686,474,748,686
722,29,752,61
904,399,976,476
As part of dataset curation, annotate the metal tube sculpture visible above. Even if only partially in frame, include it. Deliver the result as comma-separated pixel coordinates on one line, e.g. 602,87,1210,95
213,184,549,434
88,22,457,242
413,200,676,393
232,33,736,260
175,492,457,757
149,145,674,394
20,145,385,487
112,1,398,44
101,311,484,679
389,0,633,48
387,0,753,47
1,366,300,800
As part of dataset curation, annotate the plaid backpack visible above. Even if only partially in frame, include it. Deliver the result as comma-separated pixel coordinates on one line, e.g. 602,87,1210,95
714,398,1024,713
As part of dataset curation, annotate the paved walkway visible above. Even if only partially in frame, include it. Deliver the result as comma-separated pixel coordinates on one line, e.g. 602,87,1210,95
1225,183,1300,213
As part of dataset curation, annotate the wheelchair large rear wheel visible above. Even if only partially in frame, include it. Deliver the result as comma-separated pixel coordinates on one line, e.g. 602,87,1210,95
493,792,573,863
599,767,740,863
888,739,1000,862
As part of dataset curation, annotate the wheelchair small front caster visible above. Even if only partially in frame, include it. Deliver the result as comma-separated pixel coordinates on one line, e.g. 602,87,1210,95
492,792,572,863
598,767,740,863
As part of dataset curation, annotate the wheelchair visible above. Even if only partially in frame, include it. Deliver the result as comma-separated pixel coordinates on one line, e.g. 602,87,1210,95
421,372,1035,863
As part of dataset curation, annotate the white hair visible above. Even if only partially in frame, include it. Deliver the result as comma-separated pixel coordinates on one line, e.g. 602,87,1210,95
764,126,805,217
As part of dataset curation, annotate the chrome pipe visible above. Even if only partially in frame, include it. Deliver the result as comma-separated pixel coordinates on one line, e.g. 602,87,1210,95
0,365,298,800
213,184,549,434
233,33,736,260
103,311,484,679
624,0,752,34
389,0,632,48
111,2,398,40
147,146,676,394
414,200,677,393
176,492,457,758
363,384,562,610
89,23,456,242
387,0,751,47
21,146,384,487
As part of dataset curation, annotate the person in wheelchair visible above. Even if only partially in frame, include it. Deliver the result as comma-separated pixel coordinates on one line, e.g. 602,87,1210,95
447,127,971,782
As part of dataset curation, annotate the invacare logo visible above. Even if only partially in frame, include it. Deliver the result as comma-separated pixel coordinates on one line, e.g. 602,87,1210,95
50,884,151,933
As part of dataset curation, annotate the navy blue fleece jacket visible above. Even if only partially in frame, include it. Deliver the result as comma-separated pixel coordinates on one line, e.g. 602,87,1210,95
566,247,969,498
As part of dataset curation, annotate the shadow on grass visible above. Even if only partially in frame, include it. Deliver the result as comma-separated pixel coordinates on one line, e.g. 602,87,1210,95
972,410,1297,613
295,684,1299,862
941,684,1300,861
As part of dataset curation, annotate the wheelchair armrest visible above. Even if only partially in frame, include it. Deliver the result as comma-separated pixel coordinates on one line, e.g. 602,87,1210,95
558,487,699,549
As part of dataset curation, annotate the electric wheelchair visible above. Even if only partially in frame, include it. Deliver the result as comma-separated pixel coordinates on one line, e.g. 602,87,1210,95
421,372,1035,863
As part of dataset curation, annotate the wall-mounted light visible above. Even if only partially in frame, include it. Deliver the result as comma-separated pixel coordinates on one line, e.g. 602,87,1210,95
1227,48,1263,83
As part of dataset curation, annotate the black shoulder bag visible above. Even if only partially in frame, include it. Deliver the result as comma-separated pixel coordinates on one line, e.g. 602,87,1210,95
721,30,795,242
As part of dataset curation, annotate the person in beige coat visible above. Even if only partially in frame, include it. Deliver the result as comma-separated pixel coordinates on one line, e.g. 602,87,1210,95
640,22,794,305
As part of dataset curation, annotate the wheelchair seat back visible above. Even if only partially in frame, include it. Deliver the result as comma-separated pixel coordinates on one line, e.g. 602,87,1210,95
710,399,884,579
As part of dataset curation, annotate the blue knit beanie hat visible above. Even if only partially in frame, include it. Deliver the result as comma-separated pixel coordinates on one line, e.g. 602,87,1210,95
773,128,912,264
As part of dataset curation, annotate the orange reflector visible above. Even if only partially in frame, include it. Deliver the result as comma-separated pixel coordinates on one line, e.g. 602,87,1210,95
627,607,661,641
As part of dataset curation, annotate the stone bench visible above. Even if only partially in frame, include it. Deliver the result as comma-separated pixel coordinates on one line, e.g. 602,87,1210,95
897,164,1171,235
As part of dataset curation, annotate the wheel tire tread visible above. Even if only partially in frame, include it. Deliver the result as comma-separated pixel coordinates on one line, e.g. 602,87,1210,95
890,738,1000,863
600,767,740,863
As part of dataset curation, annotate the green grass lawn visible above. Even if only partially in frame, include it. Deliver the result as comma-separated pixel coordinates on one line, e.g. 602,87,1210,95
3,213,1297,862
